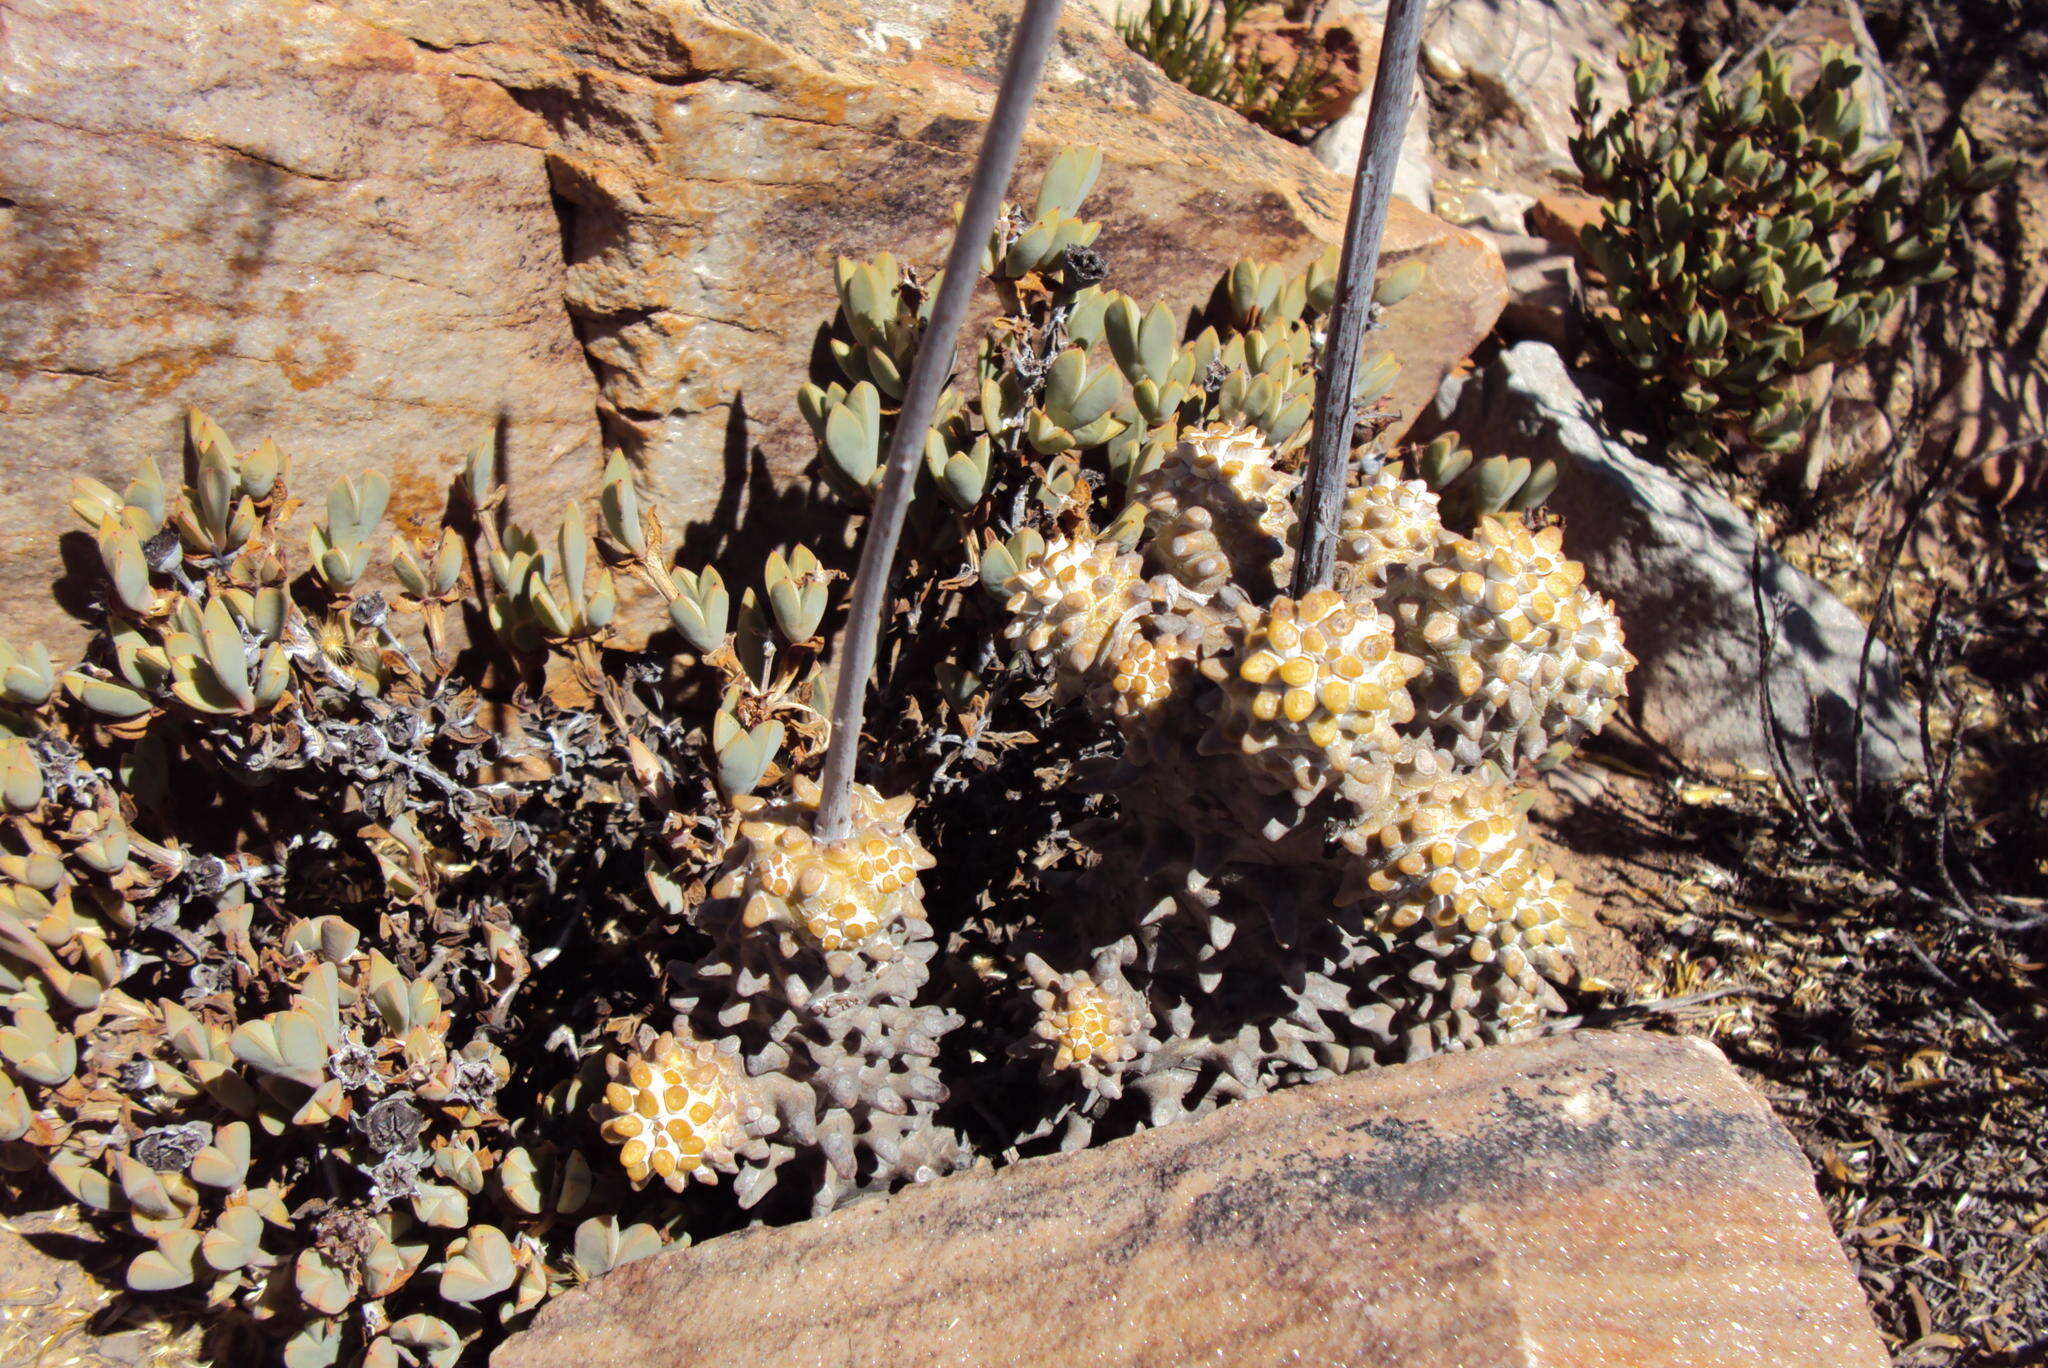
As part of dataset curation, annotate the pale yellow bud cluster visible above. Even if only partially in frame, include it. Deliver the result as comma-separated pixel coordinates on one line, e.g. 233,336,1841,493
1104,634,1190,725
1410,520,1589,679
1340,782,1577,994
1001,536,1149,698
1333,466,1444,587
716,778,935,952
1207,590,1423,795
986,422,1637,1070
597,1031,761,1192
1390,516,1634,766
1173,424,1299,505
1022,952,1152,1090
1133,426,1298,595
1038,977,1130,1070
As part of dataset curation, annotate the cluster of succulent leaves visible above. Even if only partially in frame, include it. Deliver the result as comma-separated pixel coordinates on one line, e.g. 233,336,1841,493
797,145,1426,766
1569,37,2015,463
812,148,1421,548
1118,0,1343,137
0,411,849,1365
1410,431,1558,528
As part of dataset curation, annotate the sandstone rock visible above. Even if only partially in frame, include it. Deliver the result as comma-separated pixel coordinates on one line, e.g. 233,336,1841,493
495,1031,1886,1368
1482,231,1577,350
1430,342,1922,780
1306,30,1439,213
0,0,604,655
330,0,1505,573
1528,191,1604,259
1437,184,1535,236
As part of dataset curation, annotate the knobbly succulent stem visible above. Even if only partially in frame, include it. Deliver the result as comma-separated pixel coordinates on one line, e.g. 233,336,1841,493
816,0,1066,843
1291,0,1425,598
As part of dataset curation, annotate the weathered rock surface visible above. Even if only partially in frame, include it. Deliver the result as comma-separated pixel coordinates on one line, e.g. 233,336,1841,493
496,1031,1886,1368
1305,20,1438,213
1480,230,1577,349
0,0,605,654
1528,191,1603,260
1431,342,1922,779
334,0,1505,555
1325,0,1630,201
4,0,1506,651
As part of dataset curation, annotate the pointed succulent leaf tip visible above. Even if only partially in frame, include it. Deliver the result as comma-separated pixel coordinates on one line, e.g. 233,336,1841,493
200,1203,266,1272
668,565,729,654
712,709,782,797
600,452,647,557
0,740,41,811
97,516,154,616
824,381,883,488
0,1082,32,1144
463,436,498,508
0,636,55,707
1305,242,1341,312
1043,348,1121,432
438,1225,517,1304
237,438,280,500
559,500,589,608
68,476,125,531
763,545,828,643
187,406,235,464
1033,145,1102,222
391,535,430,597
127,1229,201,1292
1354,349,1402,405
572,1216,665,1280
380,1315,462,1368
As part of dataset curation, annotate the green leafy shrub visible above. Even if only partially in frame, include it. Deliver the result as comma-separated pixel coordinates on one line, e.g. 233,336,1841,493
1118,0,1345,137
1570,38,2014,465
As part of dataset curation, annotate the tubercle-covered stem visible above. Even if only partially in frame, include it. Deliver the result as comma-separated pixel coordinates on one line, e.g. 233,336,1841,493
815,0,1066,843
1290,0,1427,598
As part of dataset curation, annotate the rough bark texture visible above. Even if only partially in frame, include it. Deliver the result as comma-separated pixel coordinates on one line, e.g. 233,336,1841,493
496,1031,1887,1368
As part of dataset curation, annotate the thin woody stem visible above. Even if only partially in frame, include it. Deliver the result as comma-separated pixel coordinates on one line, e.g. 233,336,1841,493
814,0,1066,843
1291,0,1427,598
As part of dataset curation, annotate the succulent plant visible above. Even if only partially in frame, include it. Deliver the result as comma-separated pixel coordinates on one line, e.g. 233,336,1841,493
766,144,1632,1152
1400,430,1561,528
0,404,872,1366
1571,37,2015,469
2,146,1634,1368
977,425,1631,1148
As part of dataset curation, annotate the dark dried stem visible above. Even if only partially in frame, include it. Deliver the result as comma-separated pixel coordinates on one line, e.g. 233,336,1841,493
1848,427,2043,797
815,0,1064,843
1290,0,1425,598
